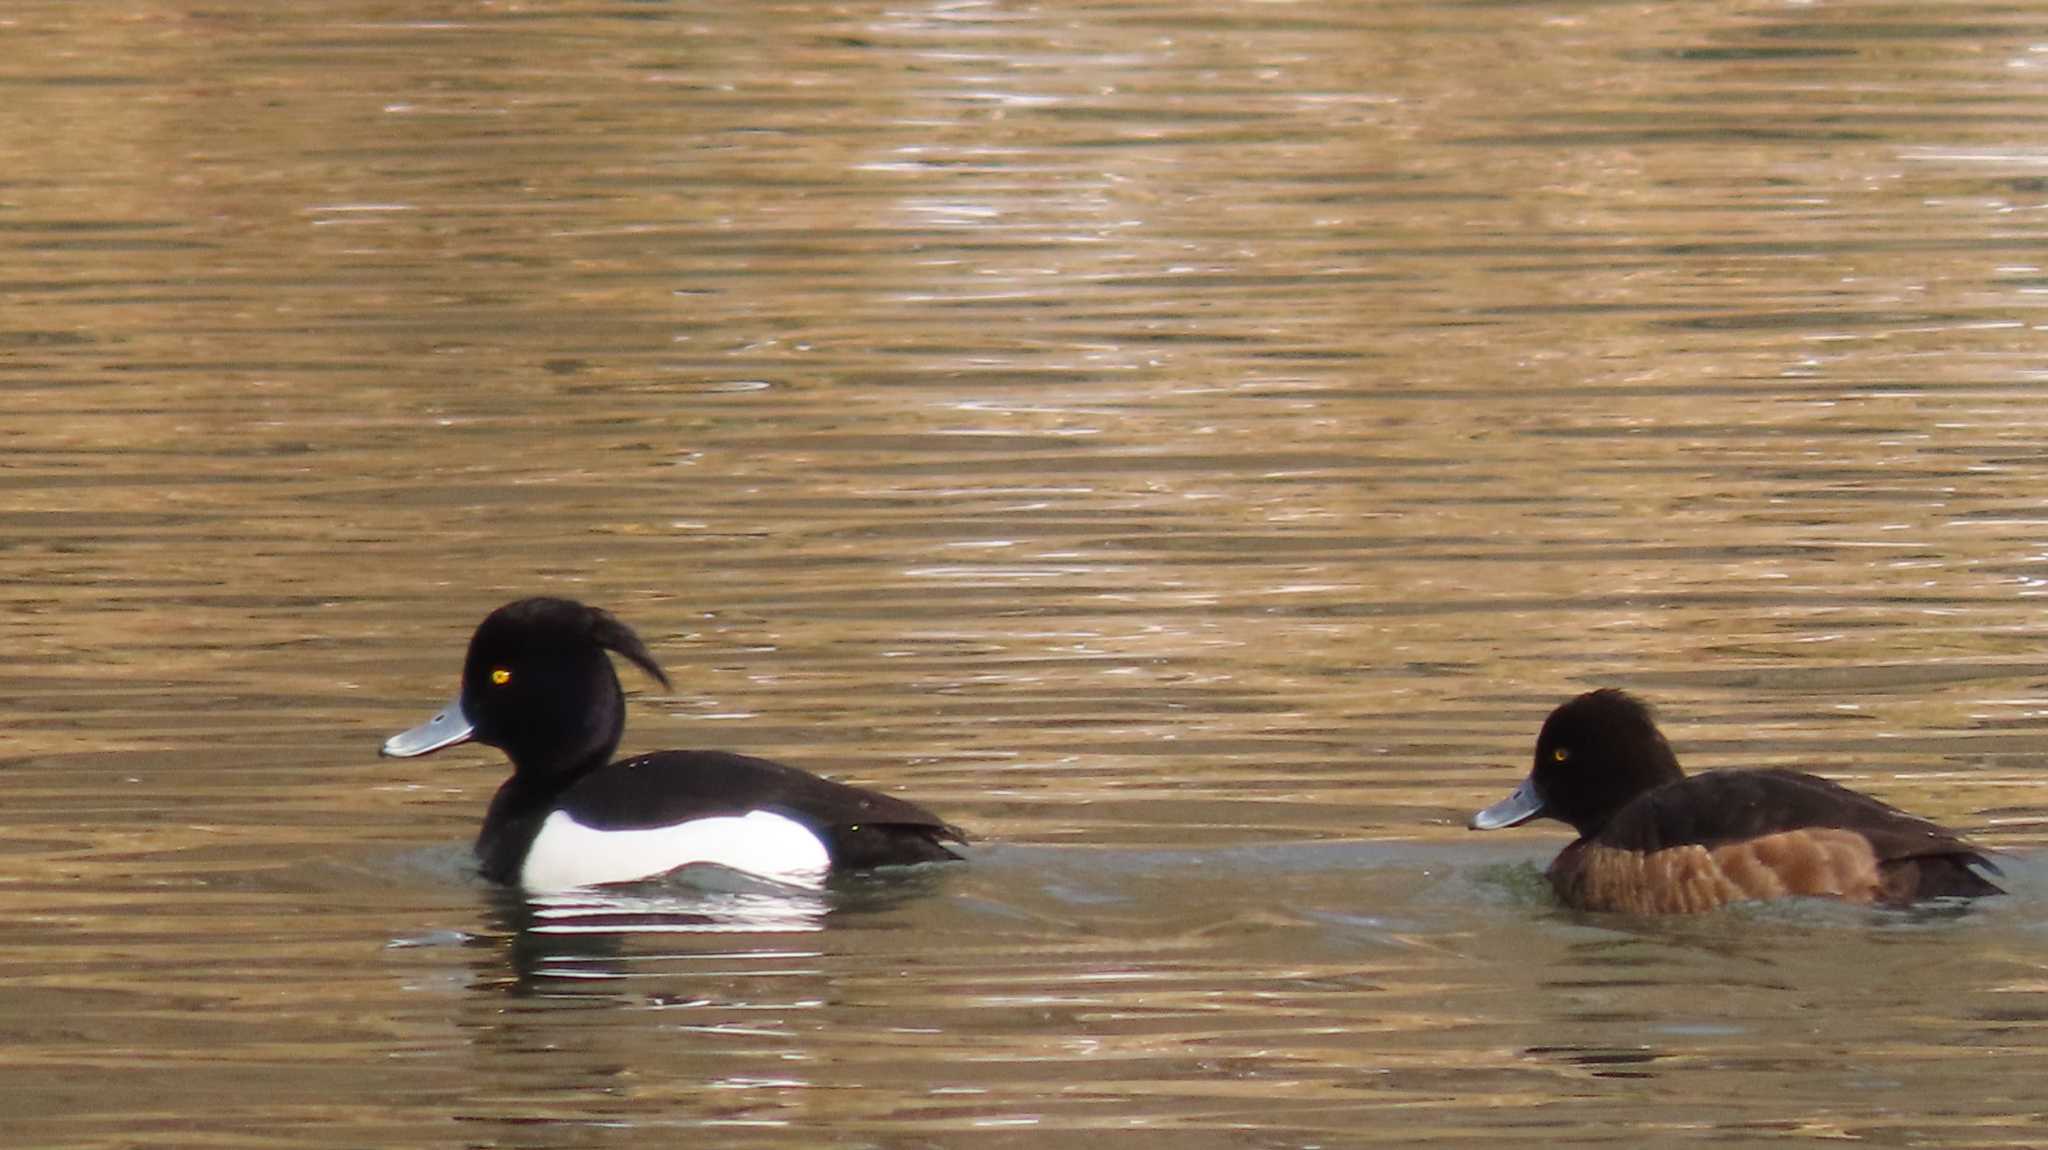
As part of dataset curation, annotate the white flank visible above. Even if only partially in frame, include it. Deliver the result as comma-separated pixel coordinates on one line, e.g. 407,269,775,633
519,809,832,893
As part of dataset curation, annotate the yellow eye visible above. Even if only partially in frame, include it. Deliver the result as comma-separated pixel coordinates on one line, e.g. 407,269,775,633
490,668,512,686
1551,747,1570,763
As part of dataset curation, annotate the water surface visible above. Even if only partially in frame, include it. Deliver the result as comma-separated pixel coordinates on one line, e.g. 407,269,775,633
4,1,2048,1145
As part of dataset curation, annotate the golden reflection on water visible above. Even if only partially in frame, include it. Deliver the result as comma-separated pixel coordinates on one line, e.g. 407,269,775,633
2,0,2048,1144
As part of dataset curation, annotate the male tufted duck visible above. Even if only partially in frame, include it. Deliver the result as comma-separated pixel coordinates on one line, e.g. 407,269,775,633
381,597,965,892
1469,689,2001,913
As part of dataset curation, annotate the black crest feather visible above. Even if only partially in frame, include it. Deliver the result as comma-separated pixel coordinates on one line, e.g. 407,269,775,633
584,604,671,690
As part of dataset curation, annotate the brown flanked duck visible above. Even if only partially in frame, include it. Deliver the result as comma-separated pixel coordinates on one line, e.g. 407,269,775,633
1470,689,2001,913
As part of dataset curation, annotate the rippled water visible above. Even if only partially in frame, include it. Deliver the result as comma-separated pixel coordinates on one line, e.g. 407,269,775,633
7,1,2048,1144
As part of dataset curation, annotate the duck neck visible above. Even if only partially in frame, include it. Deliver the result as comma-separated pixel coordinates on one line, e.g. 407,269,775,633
1573,753,1685,839
505,688,625,796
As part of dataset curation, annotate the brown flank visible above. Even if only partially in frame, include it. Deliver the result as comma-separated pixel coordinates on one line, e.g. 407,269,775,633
1551,829,1891,914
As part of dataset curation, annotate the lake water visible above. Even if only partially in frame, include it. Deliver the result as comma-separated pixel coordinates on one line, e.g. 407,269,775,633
6,1,2048,1144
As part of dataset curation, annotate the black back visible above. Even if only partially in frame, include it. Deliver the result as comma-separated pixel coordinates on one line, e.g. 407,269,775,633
1598,767,1994,868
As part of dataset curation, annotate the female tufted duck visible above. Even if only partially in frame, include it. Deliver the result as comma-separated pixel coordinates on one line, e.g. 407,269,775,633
1469,689,2000,913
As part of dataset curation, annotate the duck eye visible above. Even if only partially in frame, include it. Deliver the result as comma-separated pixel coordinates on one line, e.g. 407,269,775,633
490,668,512,686
1551,746,1570,763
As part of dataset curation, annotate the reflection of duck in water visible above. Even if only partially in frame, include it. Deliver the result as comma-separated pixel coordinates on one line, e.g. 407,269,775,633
523,875,833,938
1471,690,2001,913
473,866,956,992
487,875,831,988
382,597,966,893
